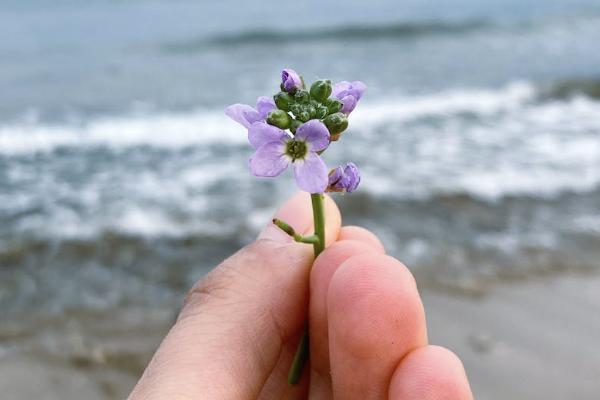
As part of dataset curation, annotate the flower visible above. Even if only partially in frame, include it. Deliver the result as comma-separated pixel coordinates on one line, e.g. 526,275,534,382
248,120,330,193
225,96,276,129
327,162,361,193
331,81,367,115
281,69,303,92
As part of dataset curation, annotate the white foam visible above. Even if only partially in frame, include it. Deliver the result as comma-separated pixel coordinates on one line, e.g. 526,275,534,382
351,81,535,130
0,109,247,154
0,82,536,155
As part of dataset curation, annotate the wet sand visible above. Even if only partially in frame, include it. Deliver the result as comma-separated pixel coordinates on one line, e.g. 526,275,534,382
1,273,599,399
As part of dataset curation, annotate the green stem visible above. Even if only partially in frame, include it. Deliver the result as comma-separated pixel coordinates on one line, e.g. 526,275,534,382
288,193,326,384
310,193,326,256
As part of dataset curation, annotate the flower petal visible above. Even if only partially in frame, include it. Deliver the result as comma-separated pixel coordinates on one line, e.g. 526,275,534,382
225,103,256,129
343,162,361,192
256,96,276,119
328,165,344,185
331,81,352,98
249,141,289,177
295,120,330,152
339,95,358,114
248,122,288,150
293,152,328,193
282,68,303,92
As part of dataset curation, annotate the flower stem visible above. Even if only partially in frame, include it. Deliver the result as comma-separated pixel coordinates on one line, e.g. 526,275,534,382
288,193,326,384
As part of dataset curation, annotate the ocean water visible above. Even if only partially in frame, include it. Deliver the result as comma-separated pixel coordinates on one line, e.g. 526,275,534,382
1,0,600,328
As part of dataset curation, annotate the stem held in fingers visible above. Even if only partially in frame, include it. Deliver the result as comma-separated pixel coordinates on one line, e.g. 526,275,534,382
287,193,326,384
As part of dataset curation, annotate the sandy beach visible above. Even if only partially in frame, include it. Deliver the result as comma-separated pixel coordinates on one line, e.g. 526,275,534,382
2,271,599,400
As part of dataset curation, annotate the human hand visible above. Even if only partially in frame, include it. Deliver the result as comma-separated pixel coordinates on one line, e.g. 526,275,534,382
129,192,473,399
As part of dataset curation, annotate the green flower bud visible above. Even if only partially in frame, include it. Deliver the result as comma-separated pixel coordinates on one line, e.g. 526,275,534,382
323,112,348,136
307,104,316,118
315,105,328,119
290,118,302,134
294,89,310,103
273,92,293,111
326,98,343,114
298,111,311,122
289,103,302,116
310,79,332,102
267,109,292,129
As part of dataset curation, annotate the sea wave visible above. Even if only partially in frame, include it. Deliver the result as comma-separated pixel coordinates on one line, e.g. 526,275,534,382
539,76,600,100
163,19,489,51
0,80,572,155
1,80,599,204
160,13,600,51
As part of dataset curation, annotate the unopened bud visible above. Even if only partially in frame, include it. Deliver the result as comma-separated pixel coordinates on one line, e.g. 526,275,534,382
274,92,293,111
290,118,302,134
289,103,302,116
297,110,311,122
326,98,343,114
315,105,328,119
294,89,310,103
323,112,348,135
310,79,332,102
267,109,291,129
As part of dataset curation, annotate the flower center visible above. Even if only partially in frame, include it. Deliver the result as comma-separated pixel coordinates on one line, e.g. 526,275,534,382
285,140,308,161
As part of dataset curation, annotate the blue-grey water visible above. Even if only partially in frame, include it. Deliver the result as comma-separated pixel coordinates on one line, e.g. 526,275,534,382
1,0,600,383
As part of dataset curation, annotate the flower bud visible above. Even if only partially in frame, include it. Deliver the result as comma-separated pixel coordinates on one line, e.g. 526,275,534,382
310,79,332,102
294,89,310,103
281,69,304,93
297,110,311,122
323,112,348,136
315,104,328,119
289,118,302,134
273,92,293,111
267,109,292,129
325,98,343,114
326,162,361,193
289,103,302,116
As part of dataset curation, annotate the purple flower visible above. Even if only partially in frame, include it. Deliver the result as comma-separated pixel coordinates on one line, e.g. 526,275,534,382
248,120,330,193
281,68,303,92
331,81,367,115
327,162,361,193
225,96,276,129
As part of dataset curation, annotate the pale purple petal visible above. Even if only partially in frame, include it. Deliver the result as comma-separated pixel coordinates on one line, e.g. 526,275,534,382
343,162,361,192
256,96,276,119
331,81,352,98
225,103,257,129
328,162,361,192
282,68,303,92
248,122,288,149
348,81,367,100
294,120,330,152
331,81,367,115
339,95,358,114
293,152,328,193
249,141,289,177
328,166,344,186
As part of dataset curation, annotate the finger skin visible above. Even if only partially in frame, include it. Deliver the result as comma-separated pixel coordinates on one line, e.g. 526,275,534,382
389,345,473,400
337,225,385,253
129,192,341,400
257,335,310,400
328,254,427,400
309,240,384,399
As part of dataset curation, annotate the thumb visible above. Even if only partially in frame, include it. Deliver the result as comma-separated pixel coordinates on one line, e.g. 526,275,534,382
129,192,341,400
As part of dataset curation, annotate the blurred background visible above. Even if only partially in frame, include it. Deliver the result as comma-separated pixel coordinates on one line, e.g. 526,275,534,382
1,0,599,398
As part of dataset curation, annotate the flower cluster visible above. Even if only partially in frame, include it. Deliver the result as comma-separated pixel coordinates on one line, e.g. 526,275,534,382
226,69,365,194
